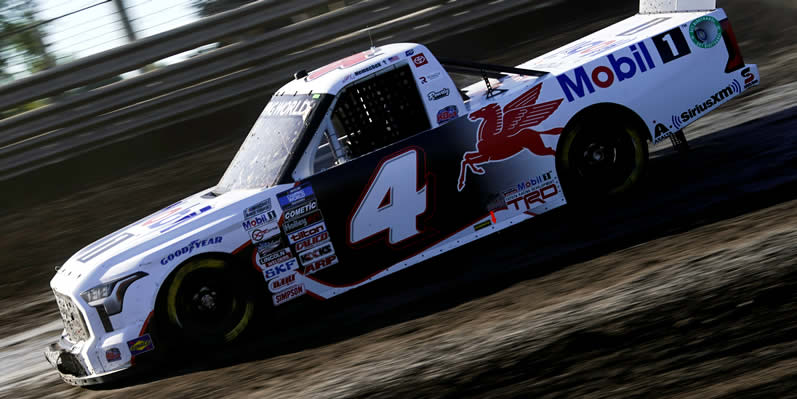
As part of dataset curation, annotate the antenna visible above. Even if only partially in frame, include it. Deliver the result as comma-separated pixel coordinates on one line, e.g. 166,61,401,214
367,26,374,50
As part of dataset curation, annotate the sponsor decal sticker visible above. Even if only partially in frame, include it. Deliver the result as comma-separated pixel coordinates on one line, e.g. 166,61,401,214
295,231,330,252
282,210,324,232
288,221,327,244
283,200,318,221
411,53,428,67
298,241,335,266
256,235,283,256
437,105,459,124
388,55,400,63
506,184,560,212
308,48,381,81
160,236,223,265
272,284,305,306
689,16,722,49
263,258,299,281
304,254,338,275
250,222,280,243
244,199,272,219
405,49,414,56
458,83,563,191
354,62,382,76
268,271,300,293
127,334,154,356
742,67,758,89
670,81,740,131
427,88,450,101
257,247,293,268
242,210,278,231
105,348,122,362
419,71,441,85
556,41,657,102
474,220,492,231
503,171,553,202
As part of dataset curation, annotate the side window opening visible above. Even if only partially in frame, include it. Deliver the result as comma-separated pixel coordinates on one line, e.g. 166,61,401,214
331,64,430,159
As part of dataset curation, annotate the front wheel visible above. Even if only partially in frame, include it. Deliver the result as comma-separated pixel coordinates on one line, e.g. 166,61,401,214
556,115,648,201
157,258,256,347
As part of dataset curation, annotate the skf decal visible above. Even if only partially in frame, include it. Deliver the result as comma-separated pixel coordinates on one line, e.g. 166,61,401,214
557,42,656,102
272,284,305,306
268,271,300,293
304,254,338,275
458,83,563,191
127,334,154,356
263,258,299,281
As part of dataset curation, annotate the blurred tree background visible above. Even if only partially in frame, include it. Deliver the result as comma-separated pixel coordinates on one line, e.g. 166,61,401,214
192,0,257,18
0,0,54,82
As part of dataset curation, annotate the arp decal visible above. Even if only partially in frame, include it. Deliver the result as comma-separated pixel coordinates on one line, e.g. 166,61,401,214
126,334,154,356
458,83,563,191
304,254,338,275
557,41,656,102
307,48,381,81
272,284,305,306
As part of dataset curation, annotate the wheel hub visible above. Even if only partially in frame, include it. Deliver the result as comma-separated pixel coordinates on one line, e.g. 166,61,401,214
584,143,612,165
192,287,218,312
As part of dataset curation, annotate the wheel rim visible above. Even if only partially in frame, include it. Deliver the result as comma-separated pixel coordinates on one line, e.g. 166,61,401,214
563,125,644,195
166,259,254,343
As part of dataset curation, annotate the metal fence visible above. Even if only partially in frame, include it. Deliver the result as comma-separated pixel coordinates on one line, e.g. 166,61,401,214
0,0,554,182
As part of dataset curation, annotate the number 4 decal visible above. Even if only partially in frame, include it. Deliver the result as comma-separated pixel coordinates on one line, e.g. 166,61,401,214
349,148,429,246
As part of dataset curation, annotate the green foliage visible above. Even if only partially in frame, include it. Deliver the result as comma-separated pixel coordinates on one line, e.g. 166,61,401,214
0,0,54,80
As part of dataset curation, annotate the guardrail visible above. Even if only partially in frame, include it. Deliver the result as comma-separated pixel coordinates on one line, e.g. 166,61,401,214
0,0,553,182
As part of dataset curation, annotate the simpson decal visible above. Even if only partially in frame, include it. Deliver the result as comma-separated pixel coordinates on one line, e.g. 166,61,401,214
272,284,305,306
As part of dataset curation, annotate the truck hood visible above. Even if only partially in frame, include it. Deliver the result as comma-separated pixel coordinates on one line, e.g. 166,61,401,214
52,184,290,292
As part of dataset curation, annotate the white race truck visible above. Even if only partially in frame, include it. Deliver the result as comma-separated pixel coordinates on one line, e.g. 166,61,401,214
46,0,758,385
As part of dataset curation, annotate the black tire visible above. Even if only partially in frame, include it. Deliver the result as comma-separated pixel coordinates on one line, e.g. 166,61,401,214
156,258,256,347
556,113,648,201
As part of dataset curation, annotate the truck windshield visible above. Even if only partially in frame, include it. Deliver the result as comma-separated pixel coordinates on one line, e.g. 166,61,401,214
216,94,321,192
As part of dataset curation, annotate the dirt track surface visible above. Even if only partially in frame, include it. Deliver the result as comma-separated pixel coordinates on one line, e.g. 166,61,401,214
2,0,797,397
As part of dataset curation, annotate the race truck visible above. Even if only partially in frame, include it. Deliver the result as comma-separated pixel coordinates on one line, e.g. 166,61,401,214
45,0,759,385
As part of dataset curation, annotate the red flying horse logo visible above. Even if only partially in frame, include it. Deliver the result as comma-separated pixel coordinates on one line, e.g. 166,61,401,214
457,83,564,191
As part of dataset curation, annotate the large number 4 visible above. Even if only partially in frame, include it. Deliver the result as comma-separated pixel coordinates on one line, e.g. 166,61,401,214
349,148,428,246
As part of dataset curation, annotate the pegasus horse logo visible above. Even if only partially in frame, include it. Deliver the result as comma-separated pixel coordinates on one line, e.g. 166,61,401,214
457,83,564,191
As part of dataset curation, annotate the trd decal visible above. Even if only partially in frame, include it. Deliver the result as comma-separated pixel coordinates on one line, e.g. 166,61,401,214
458,83,563,191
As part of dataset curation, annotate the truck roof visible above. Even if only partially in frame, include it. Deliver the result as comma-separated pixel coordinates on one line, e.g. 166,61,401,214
277,43,422,96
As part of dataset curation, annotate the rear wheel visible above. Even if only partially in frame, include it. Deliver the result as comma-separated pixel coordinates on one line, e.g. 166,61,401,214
557,113,648,201
157,258,256,347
